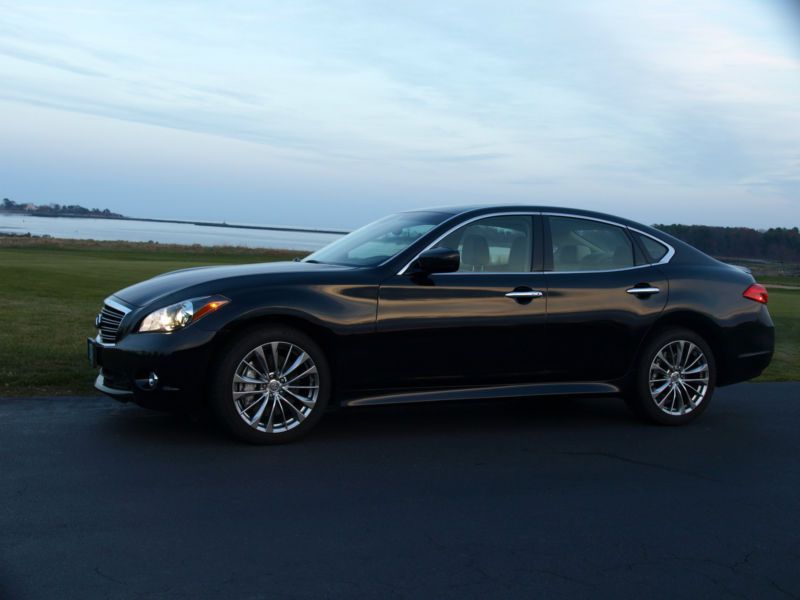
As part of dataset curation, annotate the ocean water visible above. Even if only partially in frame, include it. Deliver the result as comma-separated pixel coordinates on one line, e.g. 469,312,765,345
0,213,343,251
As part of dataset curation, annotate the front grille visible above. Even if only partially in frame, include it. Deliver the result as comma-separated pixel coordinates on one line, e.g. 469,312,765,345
97,303,127,344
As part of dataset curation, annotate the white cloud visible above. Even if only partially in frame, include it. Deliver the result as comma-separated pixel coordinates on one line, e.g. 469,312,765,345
0,0,798,227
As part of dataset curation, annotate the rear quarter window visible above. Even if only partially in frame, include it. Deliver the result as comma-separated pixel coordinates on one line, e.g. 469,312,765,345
635,233,670,263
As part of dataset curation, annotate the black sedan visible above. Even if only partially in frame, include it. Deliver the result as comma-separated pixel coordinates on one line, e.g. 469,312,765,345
88,206,774,443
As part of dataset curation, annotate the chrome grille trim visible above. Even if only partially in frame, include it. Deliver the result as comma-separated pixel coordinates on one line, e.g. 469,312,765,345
96,297,132,346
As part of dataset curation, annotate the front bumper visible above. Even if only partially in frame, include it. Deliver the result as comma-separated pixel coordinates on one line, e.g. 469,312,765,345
90,326,218,411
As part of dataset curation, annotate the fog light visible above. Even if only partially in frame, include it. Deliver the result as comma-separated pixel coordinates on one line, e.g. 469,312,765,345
135,372,159,391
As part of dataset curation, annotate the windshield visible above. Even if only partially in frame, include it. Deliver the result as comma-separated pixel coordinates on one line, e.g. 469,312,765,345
305,211,448,267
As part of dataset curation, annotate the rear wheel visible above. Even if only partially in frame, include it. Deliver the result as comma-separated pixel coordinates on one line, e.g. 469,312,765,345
626,327,716,425
210,326,330,443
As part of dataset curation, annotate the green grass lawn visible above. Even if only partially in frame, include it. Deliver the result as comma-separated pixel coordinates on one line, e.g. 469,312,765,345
759,275,800,288
0,237,797,396
0,238,303,396
759,287,799,381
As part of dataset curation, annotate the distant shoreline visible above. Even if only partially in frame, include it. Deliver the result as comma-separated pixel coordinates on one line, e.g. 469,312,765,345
0,210,350,236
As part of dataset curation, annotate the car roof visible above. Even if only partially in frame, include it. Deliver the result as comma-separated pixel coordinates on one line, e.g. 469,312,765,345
412,204,641,227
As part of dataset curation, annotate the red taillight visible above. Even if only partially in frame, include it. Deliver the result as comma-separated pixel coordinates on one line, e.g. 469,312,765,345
743,283,768,305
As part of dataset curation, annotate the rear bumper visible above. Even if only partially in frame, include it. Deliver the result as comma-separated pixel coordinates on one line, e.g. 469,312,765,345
91,326,217,411
717,306,775,386
720,349,773,386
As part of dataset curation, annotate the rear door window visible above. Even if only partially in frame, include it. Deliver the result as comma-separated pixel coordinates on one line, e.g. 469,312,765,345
549,216,634,271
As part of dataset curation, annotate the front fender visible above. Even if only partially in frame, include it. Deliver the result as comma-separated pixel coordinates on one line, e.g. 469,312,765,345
196,283,379,336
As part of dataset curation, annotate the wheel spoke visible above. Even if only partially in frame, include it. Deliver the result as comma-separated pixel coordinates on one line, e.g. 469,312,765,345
675,384,686,414
280,344,294,376
265,397,277,432
282,351,309,378
683,345,702,370
282,387,316,407
241,360,268,381
679,382,697,406
253,346,271,377
248,395,270,426
235,373,264,386
674,341,685,370
275,394,289,428
287,365,317,385
683,364,708,375
270,342,281,375
670,344,680,368
240,393,266,413
651,364,670,376
656,351,675,370
652,380,671,396
278,394,306,422
683,381,704,397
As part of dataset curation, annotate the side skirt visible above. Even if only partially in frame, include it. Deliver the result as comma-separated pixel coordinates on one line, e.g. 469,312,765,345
344,382,620,407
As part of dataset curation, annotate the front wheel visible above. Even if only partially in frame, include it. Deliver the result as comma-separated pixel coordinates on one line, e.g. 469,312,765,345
210,326,330,444
625,327,716,425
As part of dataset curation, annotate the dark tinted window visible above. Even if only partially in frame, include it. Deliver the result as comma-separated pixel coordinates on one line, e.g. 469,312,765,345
434,215,532,272
550,216,634,271
635,233,669,262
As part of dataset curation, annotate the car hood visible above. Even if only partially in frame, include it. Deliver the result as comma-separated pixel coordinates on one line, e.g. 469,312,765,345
113,261,351,307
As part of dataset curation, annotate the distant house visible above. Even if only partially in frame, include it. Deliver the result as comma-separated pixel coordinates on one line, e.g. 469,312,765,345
23,204,35,211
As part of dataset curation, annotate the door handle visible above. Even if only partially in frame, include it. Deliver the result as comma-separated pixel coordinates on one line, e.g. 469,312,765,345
505,290,544,299
626,286,660,295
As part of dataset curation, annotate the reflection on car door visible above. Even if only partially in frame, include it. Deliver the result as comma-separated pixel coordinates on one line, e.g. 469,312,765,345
367,214,549,392
543,215,668,381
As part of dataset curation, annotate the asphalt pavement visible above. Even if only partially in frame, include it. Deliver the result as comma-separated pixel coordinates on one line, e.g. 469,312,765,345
2,383,799,599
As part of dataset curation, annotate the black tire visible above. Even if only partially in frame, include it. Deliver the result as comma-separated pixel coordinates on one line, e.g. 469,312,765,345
625,327,716,425
209,325,330,444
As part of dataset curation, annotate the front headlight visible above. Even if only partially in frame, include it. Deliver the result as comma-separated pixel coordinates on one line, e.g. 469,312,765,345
138,295,230,333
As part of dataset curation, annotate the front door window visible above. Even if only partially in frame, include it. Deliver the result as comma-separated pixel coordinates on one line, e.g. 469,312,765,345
434,215,533,272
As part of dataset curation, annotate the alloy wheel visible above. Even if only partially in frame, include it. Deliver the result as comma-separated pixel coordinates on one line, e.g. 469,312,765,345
232,341,319,433
648,340,710,416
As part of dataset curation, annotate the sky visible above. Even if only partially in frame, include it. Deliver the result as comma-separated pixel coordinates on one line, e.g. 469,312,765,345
1,0,799,230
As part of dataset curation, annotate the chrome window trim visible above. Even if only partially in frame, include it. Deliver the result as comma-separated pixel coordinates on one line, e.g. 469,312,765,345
396,211,540,275
396,210,676,276
545,264,651,275
627,226,676,265
544,213,676,271
95,297,132,348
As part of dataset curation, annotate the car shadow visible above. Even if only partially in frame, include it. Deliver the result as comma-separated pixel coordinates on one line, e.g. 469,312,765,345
318,395,640,439
103,395,648,447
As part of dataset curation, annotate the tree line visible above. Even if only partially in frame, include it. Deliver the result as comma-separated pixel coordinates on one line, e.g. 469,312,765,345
2,198,123,219
655,224,800,263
